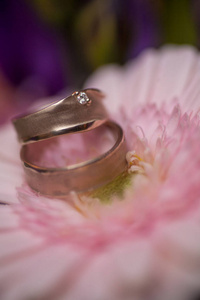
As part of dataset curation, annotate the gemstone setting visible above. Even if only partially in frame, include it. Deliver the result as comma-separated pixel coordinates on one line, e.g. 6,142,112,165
73,91,91,105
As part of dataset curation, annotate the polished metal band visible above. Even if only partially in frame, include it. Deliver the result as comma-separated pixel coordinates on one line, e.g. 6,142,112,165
20,122,127,196
13,89,108,144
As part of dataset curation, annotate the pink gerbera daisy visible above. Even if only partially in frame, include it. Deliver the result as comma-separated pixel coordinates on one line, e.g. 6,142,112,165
1,46,200,300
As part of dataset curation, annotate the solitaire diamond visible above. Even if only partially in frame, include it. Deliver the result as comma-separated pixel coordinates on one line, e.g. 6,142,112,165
76,92,91,105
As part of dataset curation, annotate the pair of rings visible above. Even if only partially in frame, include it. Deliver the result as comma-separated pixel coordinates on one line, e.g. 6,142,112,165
13,89,127,196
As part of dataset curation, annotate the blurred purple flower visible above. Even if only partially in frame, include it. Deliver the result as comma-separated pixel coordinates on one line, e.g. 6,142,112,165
0,0,67,97
119,0,160,58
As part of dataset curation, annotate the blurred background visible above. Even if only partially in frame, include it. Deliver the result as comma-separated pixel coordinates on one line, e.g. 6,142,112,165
0,0,198,123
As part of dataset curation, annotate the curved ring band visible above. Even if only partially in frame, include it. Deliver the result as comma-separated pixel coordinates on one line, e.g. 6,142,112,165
13,89,108,144
20,121,127,196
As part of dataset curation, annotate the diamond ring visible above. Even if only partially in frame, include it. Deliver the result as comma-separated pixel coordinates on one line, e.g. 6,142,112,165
13,89,108,144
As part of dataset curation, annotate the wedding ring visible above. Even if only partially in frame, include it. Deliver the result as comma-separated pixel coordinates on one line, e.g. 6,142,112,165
20,121,127,196
13,89,108,144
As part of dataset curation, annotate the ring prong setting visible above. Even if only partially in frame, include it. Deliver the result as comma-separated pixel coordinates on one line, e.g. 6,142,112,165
73,91,91,105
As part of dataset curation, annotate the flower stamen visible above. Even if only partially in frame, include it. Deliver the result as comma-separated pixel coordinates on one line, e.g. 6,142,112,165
126,151,145,174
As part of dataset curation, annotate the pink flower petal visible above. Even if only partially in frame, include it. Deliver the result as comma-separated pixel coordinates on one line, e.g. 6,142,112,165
1,46,200,299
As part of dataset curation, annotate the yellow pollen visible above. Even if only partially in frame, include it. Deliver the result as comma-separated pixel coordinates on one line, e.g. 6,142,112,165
133,154,143,161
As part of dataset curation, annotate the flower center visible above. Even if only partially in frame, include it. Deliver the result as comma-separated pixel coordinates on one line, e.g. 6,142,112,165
126,151,145,174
